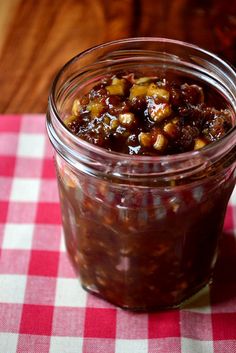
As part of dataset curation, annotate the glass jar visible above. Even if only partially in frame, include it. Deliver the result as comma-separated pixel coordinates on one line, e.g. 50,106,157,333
46,38,236,311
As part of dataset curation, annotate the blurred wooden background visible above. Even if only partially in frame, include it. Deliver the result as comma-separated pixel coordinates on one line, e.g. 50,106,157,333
0,0,235,113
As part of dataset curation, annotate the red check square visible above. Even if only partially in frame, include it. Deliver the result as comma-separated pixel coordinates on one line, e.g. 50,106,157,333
148,310,180,338
0,201,8,222
84,308,117,338
0,156,16,176
35,202,61,225
0,115,21,132
28,250,59,277
41,158,56,179
19,304,54,335
212,313,236,340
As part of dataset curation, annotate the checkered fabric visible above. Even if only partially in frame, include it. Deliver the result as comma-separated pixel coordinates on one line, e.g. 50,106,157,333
0,114,235,353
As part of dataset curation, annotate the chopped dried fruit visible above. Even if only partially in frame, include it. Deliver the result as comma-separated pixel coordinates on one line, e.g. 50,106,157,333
181,83,204,105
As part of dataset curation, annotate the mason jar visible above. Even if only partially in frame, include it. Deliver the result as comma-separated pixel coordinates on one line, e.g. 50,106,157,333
46,38,236,311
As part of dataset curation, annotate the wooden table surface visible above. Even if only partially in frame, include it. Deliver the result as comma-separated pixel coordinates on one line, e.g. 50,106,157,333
0,0,235,113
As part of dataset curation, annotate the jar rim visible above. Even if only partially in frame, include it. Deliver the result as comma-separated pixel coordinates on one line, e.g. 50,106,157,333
48,37,236,164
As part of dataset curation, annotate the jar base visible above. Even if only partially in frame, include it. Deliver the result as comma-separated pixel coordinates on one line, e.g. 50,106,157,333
82,276,213,312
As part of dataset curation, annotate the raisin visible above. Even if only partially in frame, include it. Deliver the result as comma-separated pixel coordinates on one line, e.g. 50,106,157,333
181,84,204,105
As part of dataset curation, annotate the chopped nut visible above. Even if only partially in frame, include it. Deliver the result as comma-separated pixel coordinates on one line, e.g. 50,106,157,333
106,84,124,95
129,84,148,100
118,113,135,127
110,119,119,129
147,83,170,101
72,99,81,115
112,77,125,86
194,138,207,150
106,78,125,95
135,77,153,84
87,101,104,118
153,133,168,151
103,115,111,126
163,122,178,138
171,117,180,125
138,132,152,147
64,115,77,126
149,102,172,122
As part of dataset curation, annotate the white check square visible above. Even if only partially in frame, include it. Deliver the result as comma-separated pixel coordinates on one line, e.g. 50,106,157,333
3,224,34,249
0,275,26,303
10,178,40,202
17,133,45,158
115,339,148,353
50,337,83,353
181,338,213,353
55,278,87,307
0,333,18,353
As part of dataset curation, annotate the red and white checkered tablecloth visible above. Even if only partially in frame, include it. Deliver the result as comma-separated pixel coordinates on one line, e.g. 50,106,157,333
0,114,236,353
